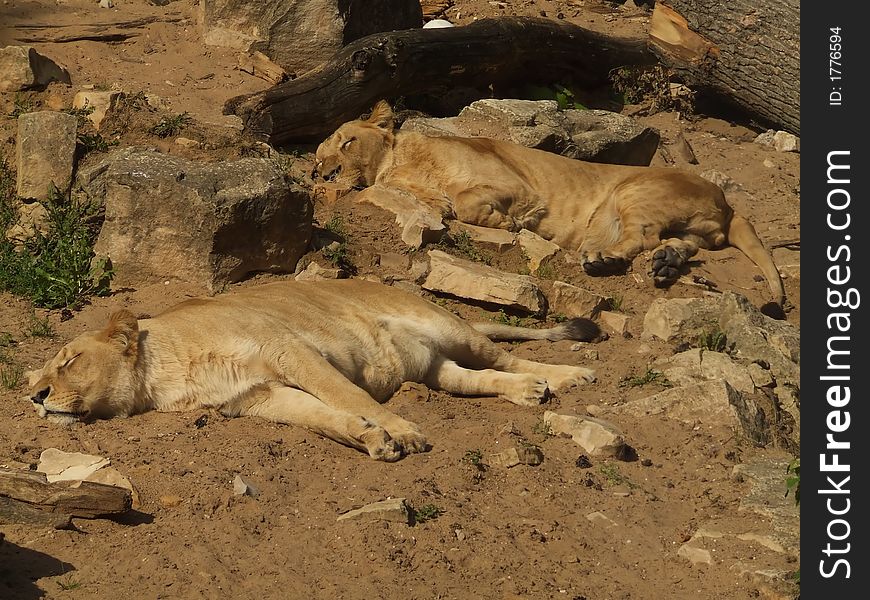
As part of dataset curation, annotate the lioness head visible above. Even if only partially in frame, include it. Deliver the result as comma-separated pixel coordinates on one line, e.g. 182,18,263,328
27,310,140,425
313,100,395,187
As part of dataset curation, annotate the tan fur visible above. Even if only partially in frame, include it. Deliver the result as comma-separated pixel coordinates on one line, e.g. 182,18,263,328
27,280,596,461
314,101,785,310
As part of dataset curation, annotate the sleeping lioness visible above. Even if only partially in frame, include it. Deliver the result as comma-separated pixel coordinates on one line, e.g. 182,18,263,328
27,280,599,461
313,101,785,316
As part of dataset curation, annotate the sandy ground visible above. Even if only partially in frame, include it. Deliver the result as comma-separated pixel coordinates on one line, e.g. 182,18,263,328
1,1,800,599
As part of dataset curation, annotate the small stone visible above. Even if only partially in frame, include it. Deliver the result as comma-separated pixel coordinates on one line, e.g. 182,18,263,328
337,498,411,524
99,0,114,8
585,511,618,527
641,458,653,467
611,485,632,497
517,228,560,272
544,411,626,457
599,310,630,336
174,137,201,148
160,495,184,508
575,455,592,468
233,474,259,497
677,542,712,565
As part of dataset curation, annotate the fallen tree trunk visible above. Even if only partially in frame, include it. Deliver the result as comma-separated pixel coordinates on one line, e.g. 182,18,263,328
224,17,657,145
0,468,132,521
650,1,799,134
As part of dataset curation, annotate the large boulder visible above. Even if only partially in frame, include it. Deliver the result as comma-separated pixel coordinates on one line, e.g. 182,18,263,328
80,147,312,292
199,0,423,77
0,46,71,92
16,111,78,201
402,99,661,166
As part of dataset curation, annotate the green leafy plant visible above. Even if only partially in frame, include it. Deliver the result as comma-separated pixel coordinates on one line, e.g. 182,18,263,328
619,369,672,388
462,449,484,468
149,112,192,138
0,181,113,309
76,132,115,156
440,230,492,265
9,93,35,118
696,329,728,352
785,458,800,505
413,504,443,524
492,309,529,328
531,417,552,437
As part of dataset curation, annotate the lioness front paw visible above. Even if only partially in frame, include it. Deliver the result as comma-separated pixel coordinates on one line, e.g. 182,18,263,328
359,422,403,462
503,376,551,407
385,419,430,456
549,367,597,390
580,251,631,276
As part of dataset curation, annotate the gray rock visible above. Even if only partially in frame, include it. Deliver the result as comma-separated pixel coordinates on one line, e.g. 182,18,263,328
543,411,626,457
0,45,71,92
83,147,312,292
403,99,660,166
613,380,767,445
487,445,544,468
16,111,78,201
200,0,422,77
336,498,411,524
654,348,755,394
423,249,545,314
232,474,259,497
732,454,800,555
754,130,800,153
546,280,607,318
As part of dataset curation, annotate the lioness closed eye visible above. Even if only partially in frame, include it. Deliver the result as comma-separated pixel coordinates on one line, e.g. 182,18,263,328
27,280,599,461
314,101,786,317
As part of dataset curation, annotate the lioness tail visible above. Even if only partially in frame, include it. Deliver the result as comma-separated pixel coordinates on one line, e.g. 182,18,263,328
725,214,786,317
471,317,602,342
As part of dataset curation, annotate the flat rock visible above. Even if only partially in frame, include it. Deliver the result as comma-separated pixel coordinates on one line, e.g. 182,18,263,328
543,411,625,457
423,249,545,314
37,449,109,484
732,454,800,555
452,222,516,253
598,310,630,336
654,349,755,394
356,184,445,249
0,45,71,92
337,498,411,524
546,280,607,318
585,511,618,528
16,111,78,201
517,229,560,272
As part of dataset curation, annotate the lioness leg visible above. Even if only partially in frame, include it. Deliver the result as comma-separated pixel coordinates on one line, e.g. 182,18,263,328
262,339,428,455
424,358,551,406
580,203,660,276
453,185,547,232
240,386,402,462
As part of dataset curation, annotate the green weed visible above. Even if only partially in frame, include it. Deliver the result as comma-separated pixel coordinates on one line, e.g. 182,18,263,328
150,112,192,138
0,363,23,390
619,369,672,388
785,458,800,505
0,179,113,309
695,329,728,352
413,504,443,524
440,230,492,265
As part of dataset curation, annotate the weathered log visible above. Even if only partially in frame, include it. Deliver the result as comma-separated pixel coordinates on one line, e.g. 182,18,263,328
224,17,657,145
650,1,799,134
0,468,132,519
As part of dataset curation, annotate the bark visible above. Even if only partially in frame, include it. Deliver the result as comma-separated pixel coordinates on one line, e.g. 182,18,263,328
224,17,657,144
650,1,799,134
0,468,132,519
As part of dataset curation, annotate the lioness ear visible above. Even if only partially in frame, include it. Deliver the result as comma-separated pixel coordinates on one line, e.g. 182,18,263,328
101,310,139,354
367,100,394,129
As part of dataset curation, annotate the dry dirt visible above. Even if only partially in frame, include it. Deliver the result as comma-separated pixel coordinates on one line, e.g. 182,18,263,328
0,1,800,599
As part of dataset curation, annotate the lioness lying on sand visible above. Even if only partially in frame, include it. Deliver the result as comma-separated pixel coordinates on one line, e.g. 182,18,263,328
27,280,599,461
313,101,785,317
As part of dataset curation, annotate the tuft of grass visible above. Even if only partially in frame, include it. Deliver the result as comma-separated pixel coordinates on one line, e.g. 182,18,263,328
26,312,55,338
604,295,624,312
149,112,192,138
440,230,492,265
535,262,557,280
785,458,800,506
695,329,728,352
0,363,23,390
619,369,672,388
319,216,357,274
412,503,443,524
531,418,552,437
492,309,530,328
76,132,116,156
9,93,35,118
56,573,82,591
598,462,637,488
0,177,114,310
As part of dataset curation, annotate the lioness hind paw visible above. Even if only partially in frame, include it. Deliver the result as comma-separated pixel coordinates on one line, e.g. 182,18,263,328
650,246,684,287
392,431,430,455
368,439,403,462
